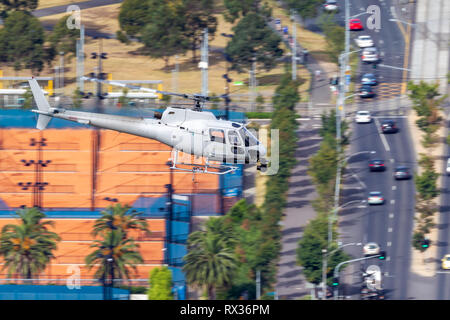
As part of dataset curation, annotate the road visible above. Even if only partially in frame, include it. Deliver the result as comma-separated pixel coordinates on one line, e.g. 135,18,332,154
332,0,417,300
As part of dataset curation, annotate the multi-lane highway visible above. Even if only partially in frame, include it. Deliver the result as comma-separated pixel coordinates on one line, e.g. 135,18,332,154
331,0,417,300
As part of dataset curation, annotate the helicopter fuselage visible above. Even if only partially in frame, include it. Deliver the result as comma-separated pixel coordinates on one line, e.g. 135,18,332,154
32,106,266,166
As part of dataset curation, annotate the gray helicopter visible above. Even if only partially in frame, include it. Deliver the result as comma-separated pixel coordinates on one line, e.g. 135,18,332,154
28,78,267,175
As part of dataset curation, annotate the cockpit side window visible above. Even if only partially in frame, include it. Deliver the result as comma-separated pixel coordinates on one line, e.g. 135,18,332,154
228,130,241,146
209,128,225,143
238,127,259,147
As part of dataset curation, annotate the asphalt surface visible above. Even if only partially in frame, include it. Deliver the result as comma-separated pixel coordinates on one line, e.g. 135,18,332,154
332,0,417,300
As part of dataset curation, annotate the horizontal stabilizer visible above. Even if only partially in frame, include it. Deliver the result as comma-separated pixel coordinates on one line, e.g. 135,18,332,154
37,114,51,130
28,78,51,129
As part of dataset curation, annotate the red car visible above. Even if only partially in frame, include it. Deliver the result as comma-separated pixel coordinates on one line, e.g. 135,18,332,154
349,19,363,30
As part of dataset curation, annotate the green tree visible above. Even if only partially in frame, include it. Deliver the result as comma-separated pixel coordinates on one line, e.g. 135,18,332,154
412,231,430,253
286,0,322,19
183,227,238,299
415,169,439,201
72,87,83,109
225,12,283,73
118,88,130,106
22,87,33,109
0,0,37,16
118,0,151,37
223,0,271,23
182,0,218,63
48,15,80,58
85,229,143,285
296,214,349,284
148,266,173,300
0,11,45,73
140,0,188,69
92,203,150,238
0,207,60,281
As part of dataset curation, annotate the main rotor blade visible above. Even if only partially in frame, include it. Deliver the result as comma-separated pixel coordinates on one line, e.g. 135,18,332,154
81,76,192,100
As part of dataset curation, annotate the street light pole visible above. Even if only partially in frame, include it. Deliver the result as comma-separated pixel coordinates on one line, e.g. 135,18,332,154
322,249,327,300
322,242,362,300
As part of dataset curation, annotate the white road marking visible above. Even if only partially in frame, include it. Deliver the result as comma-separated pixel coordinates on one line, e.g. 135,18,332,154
384,272,389,276
387,242,392,247
390,159,394,163
374,118,390,152
392,186,397,190
388,227,393,232
386,257,391,261
390,200,395,204
389,213,394,218
379,39,384,45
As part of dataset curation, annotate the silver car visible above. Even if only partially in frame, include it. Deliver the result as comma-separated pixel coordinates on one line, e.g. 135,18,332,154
361,47,379,63
368,191,384,205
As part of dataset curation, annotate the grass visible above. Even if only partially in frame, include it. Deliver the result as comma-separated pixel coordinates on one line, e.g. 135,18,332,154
0,1,316,105
37,0,90,10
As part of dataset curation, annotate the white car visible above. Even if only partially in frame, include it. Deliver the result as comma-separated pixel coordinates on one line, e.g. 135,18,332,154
361,47,379,63
324,0,338,11
363,243,380,256
442,254,450,270
446,158,450,175
355,111,371,123
355,35,374,48
368,191,384,205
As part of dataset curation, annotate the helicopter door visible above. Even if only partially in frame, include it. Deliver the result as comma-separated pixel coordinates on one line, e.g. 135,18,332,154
227,130,245,163
207,128,227,161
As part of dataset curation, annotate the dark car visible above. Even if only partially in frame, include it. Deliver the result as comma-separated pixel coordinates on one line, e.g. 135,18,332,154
361,73,377,86
359,85,375,98
381,120,398,133
369,159,385,171
394,166,411,180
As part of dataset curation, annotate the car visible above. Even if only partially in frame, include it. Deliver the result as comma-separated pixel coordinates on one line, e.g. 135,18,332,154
368,191,384,205
369,159,385,171
394,166,411,180
349,18,363,30
275,19,281,31
363,242,380,256
355,35,374,48
359,85,375,98
323,0,338,11
361,73,377,86
446,158,450,176
355,111,372,123
361,47,379,63
442,254,450,270
381,120,398,133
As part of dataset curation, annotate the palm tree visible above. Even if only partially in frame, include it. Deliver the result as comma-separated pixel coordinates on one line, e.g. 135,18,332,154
183,229,238,300
85,229,144,287
0,207,60,282
92,203,151,238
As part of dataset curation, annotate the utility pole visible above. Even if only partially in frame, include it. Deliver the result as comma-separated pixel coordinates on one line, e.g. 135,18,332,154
322,249,327,300
59,52,64,95
291,10,297,81
76,24,85,92
256,269,261,300
200,28,209,97
165,160,174,267
249,57,257,111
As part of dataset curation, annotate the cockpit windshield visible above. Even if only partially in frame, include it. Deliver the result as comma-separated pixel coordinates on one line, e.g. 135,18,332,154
238,127,259,147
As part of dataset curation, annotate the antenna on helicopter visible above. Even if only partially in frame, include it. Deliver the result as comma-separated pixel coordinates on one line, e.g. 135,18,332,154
81,76,210,111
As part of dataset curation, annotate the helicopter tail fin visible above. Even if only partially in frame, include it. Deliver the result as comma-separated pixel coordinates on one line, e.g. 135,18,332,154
28,78,51,130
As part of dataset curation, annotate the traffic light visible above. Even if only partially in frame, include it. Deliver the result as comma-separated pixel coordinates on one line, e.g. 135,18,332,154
100,53,108,59
378,251,386,260
421,238,430,249
91,52,97,59
222,74,232,83
332,277,339,286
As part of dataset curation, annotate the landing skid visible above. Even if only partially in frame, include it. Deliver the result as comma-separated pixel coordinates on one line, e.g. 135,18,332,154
169,149,238,175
